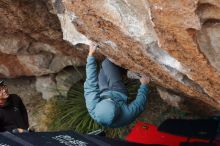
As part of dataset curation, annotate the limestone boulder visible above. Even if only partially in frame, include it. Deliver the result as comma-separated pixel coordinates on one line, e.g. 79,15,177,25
0,0,220,114
54,0,220,113
0,0,88,78
36,67,84,100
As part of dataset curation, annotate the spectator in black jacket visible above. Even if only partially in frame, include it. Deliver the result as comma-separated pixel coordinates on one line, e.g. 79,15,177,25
0,80,29,133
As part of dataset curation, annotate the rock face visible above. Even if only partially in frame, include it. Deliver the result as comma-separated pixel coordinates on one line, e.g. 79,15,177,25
54,0,220,114
36,67,84,100
0,0,220,114
0,0,88,77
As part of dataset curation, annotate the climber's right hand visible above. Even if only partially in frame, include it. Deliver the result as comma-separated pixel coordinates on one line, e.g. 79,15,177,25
140,75,150,85
89,42,98,56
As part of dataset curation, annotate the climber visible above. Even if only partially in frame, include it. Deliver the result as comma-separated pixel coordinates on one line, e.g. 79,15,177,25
0,80,29,133
84,43,150,128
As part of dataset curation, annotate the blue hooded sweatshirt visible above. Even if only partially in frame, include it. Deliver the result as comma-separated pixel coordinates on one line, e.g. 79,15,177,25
84,56,149,128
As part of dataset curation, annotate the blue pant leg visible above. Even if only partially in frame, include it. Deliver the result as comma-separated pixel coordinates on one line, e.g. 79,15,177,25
101,59,122,86
98,68,109,93
101,59,128,95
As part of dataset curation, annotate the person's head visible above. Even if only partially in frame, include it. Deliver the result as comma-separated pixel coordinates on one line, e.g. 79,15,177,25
0,81,9,107
94,98,120,126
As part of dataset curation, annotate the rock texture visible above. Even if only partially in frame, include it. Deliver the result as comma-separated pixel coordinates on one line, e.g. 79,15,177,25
56,0,220,113
0,0,220,115
0,0,88,77
36,67,84,100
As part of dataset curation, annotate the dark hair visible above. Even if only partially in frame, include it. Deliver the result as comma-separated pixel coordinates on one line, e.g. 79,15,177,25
0,80,7,90
0,80,4,86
